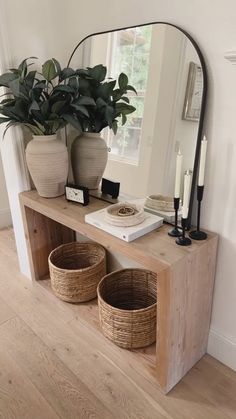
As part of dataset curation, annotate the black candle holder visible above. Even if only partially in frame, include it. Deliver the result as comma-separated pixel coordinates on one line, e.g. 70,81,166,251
189,185,207,240
168,197,182,237
176,217,192,246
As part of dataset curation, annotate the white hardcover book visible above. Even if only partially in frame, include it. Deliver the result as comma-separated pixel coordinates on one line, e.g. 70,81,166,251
85,208,163,242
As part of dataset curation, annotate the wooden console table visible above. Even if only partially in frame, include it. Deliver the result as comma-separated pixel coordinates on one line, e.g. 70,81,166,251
19,190,218,394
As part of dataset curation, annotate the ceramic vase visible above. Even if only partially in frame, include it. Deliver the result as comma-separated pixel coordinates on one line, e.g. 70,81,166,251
26,134,68,198
71,132,108,190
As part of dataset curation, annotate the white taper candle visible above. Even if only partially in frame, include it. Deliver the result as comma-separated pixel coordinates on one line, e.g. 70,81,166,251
182,171,191,219
198,135,207,186
174,149,183,198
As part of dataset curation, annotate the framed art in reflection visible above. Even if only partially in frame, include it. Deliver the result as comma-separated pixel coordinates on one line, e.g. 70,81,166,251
182,61,203,122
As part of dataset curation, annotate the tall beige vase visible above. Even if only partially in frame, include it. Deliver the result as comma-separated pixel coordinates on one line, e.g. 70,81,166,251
71,132,108,190
26,134,68,198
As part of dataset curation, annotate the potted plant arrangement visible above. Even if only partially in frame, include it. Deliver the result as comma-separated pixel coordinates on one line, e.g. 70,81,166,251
0,57,80,198
70,64,137,190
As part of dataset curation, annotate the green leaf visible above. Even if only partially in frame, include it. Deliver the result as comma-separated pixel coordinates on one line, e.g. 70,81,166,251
18,57,37,77
0,72,18,88
42,59,57,81
126,84,137,94
23,123,44,135
60,68,76,81
68,76,79,90
120,96,130,104
0,117,11,124
71,104,89,117
52,58,61,76
51,100,67,114
105,105,115,128
25,71,37,89
118,73,128,90
121,113,127,126
40,101,49,117
15,99,28,119
44,118,67,134
34,81,47,90
78,78,90,95
53,85,74,93
9,69,21,75
94,118,102,132
0,105,21,121
116,103,136,115
0,98,15,105
33,120,46,133
29,100,40,114
96,97,107,108
111,120,118,135
89,64,107,82
97,80,116,100
62,114,82,132
112,89,122,102
76,68,89,77
3,121,18,138
76,96,96,106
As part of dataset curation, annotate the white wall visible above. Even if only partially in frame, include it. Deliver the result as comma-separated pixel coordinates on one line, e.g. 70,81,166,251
0,152,11,228
1,0,236,371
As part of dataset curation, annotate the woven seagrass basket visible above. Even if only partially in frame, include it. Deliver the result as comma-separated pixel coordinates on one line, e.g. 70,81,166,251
49,242,106,303
97,268,157,349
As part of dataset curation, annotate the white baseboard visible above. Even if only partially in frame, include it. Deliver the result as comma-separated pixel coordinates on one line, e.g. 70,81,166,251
207,328,236,371
0,207,12,229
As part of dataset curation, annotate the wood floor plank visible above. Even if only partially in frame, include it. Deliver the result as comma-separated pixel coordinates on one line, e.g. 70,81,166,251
0,297,15,325
0,317,112,419
0,345,60,419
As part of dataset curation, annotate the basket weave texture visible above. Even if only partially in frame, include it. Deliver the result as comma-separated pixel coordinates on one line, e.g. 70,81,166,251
97,268,157,349
49,242,106,303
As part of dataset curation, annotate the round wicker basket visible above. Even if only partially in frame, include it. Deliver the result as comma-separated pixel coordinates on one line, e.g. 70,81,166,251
48,242,106,303
97,268,157,349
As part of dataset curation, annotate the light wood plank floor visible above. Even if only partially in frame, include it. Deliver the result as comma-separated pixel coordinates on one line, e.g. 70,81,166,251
0,227,236,419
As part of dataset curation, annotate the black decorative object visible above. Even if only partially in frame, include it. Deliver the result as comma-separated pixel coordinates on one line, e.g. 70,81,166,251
65,184,89,206
176,217,192,246
168,198,182,237
189,185,207,240
101,178,120,199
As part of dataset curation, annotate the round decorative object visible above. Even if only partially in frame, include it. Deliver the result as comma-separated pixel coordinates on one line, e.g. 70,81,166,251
26,134,68,198
117,206,135,216
71,132,108,190
48,242,106,303
105,203,145,227
97,268,157,349
145,195,177,212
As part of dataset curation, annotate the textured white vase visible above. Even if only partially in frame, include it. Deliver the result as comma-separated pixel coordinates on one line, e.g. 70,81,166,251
71,132,108,190
26,134,68,198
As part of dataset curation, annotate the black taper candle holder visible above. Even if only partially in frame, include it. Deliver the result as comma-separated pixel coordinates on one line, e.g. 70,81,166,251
176,217,192,246
168,197,182,237
189,185,207,240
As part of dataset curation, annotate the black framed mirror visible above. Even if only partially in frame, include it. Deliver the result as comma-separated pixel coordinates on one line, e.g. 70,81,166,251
68,22,207,228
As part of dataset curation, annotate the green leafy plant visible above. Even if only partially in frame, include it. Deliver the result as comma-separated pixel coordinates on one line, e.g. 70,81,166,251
0,57,79,136
68,64,137,134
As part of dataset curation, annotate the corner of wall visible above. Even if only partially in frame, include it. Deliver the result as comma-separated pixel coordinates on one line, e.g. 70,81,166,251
208,328,236,371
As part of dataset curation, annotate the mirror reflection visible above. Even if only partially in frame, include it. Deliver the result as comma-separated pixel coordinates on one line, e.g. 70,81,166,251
69,23,204,222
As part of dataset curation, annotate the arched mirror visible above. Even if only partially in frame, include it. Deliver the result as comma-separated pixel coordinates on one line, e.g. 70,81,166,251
68,23,207,227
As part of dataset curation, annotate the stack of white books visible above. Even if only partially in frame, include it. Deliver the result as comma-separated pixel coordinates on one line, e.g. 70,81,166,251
85,206,163,242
